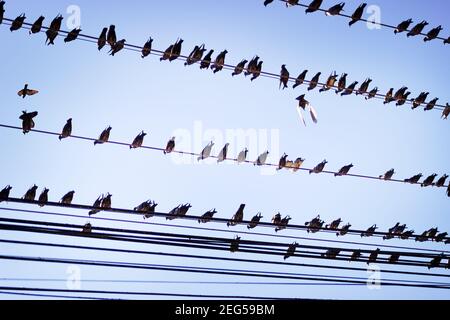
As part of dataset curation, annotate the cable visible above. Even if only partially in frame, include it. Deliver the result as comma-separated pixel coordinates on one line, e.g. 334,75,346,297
2,198,449,244
1,124,449,194
0,290,110,300
1,17,448,114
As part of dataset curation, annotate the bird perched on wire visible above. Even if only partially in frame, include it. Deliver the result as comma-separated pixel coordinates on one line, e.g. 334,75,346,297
37,188,49,207
421,174,437,187
367,249,381,264
435,232,448,243
141,37,153,58
412,92,429,109
394,18,413,34
237,148,248,164
97,27,108,50
356,78,372,96
444,37,450,45
164,137,176,154
325,2,345,16
379,169,395,180
404,174,423,184
383,88,394,104
60,191,75,205
305,215,324,233
82,223,92,234
59,118,72,140
309,160,328,174
94,127,112,145
198,141,214,161
100,193,112,209
279,65,290,90
428,253,444,269
442,104,450,120
169,39,183,62
291,158,305,172
89,195,103,216
275,216,292,232
232,59,248,76
325,218,342,231
109,39,126,56
365,87,378,100
255,151,269,166
247,212,263,229
424,25,443,42
341,81,358,96
185,45,206,66
20,111,38,134
284,242,299,260
277,153,288,171
293,70,308,89
322,248,341,259
319,71,338,93
46,15,63,45
350,250,362,261
308,72,321,91
424,98,439,111
30,16,45,34
272,213,282,226
337,223,351,236
349,3,366,26
335,73,347,94
393,87,408,101
134,200,158,219
200,50,214,69
305,0,323,13
198,209,217,224
361,224,378,238
130,131,147,149
230,236,241,253
396,91,411,106
435,175,448,188
227,204,245,227
166,205,181,221
18,84,39,99
107,25,117,47
251,61,263,81
10,13,26,32
0,1,5,25
407,20,429,37
0,185,13,203
64,28,82,43
211,50,228,74
23,185,38,201
217,143,230,163
245,56,260,77
335,164,354,177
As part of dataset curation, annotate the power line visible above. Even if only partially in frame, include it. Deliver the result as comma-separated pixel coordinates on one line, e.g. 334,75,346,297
2,124,449,194
1,17,448,114
0,290,110,300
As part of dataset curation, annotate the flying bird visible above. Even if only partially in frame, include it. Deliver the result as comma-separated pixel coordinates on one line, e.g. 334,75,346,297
319,71,338,92
164,137,176,154
141,37,153,58
305,0,323,14
424,25,443,42
232,59,248,76
130,131,147,149
0,185,13,203
341,81,358,96
89,195,103,216
64,28,82,43
200,50,214,69
284,242,299,260
227,204,245,227
308,72,321,91
325,2,345,16
394,19,413,34
211,50,228,73
296,95,310,110
335,73,347,94
293,70,308,89
279,65,290,90
107,25,116,47
309,160,328,174
198,141,214,161
255,151,269,166
18,84,39,99
60,191,75,205
97,27,108,50
109,39,126,56
335,164,354,176
277,153,288,171
10,14,26,32
23,185,38,201
217,143,230,163
349,3,367,26
379,169,395,180
247,212,263,229
237,148,248,164
404,174,423,184
407,20,429,37
45,15,63,45
365,87,379,100
421,174,437,187
20,111,38,134
59,118,72,140
30,16,45,34
198,209,217,224
38,188,49,207
435,175,448,188
94,127,112,145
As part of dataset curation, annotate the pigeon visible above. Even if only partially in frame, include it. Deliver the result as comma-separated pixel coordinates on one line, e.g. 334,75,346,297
296,94,310,110
61,191,75,205
198,209,217,224
169,39,184,62
325,2,345,16
166,205,182,221
361,224,378,237
305,0,323,13
59,118,72,140
322,248,341,259
217,143,230,163
232,59,248,76
34,189,49,209
279,65,290,90
427,227,439,239
388,253,400,264
350,250,362,261
383,88,394,104
107,25,116,47
164,137,176,154
435,175,449,188
292,158,305,172
309,160,328,174
365,87,379,100
255,151,269,166
211,50,228,73
245,56,260,76
325,218,342,230
264,0,274,6
396,92,411,106
284,242,299,260
247,212,263,229
415,231,429,243
341,81,358,96
424,98,438,111
412,92,429,109
30,16,45,34
335,164,354,176
23,185,38,201
379,169,395,180
306,215,324,233
100,193,112,209
275,216,292,232
141,37,153,58
185,45,206,66
20,111,38,134
0,185,12,203
230,236,241,253
407,20,429,37
308,72,321,91
393,87,408,101
89,195,103,216
400,230,415,240
97,27,108,50
272,213,282,226
18,84,39,99
293,70,308,89
442,103,450,120
0,1,4,25
94,126,112,145
45,15,63,45
349,3,367,26
134,200,158,219
421,174,437,187
227,204,245,227
198,141,214,161
424,25,443,42
200,50,214,69
251,61,263,81
404,174,423,184
237,148,248,164
277,153,288,171
109,39,126,56
319,71,338,92
428,254,444,269
435,232,448,243
335,73,347,94
130,131,147,149
64,28,82,43
367,248,381,264
394,19,413,34
10,14,26,32
356,78,372,95
82,223,92,234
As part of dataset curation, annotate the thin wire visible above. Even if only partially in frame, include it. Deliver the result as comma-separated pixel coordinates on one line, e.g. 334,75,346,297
1,124,448,192
0,290,112,300
1,18,447,112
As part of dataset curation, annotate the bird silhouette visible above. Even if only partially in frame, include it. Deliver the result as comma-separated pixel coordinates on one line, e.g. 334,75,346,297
59,118,72,140
350,250,362,261
394,19,413,34
185,45,206,66
237,148,248,164
424,98,438,111
341,81,358,96
404,174,423,184
97,27,108,51
169,39,184,62
442,103,450,120
0,185,13,203
244,56,259,76
109,39,126,56
285,0,300,7
272,213,282,226
10,14,26,32
89,195,103,216
198,209,217,224
100,193,112,209
335,73,347,94
349,3,367,26
356,78,372,95
421,174,437,187
308,72,321,91
141,37,153,58
247,213,263,229
275,216,292,232
18,84,39,99
232,59,248,76
383,88,394,104
230,236,241,253
407,20,429,37
393,87,408,101
424,25,443,42
227,204,245,227
293,70,308,89
296,94,309,110
200,50,214,69
45,15,63,45
326,218,342,230
30,16,45,34
20,111,38,134
164,137,176,154
251,61,263,81
130,131,147,149
305,0,323,13
198,141,214,161
444,37,450,44
319,71,338,92
435,175,449,188
310,160,327,174
325,2,345,16
107,25,116,47
279,65,290,89
94,127,112,145
335,164,354,176
292,158,305,172
284,242,299,260
361,224,378,237
217,143,230,163
412,92,429,109
60,191,75,205
367,249,381,264
365,87,379,100
37,188,49,207
23,185,38,201
255,151,269,166
379,169,395,180
277,153,288,171
64,28,82,43
211,50,228,73
396,91,411,106
428,254,444,269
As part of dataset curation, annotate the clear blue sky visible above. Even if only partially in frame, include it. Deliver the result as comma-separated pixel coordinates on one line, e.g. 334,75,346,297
0,0,449,300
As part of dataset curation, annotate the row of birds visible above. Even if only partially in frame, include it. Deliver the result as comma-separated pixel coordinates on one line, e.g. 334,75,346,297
263,0,450,45
1,185,449,245
15,112,450,195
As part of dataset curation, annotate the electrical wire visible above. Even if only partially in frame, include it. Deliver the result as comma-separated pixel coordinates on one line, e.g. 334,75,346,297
0,290,111,300
1,124,448,193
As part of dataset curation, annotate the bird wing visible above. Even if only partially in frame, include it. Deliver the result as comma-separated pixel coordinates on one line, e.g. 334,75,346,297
296,107,307,127
309,105,318,124
28,89,39,96
17,90,25,96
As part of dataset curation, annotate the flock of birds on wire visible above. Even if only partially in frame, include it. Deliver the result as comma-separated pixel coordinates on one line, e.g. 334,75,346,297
2,2,450,126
